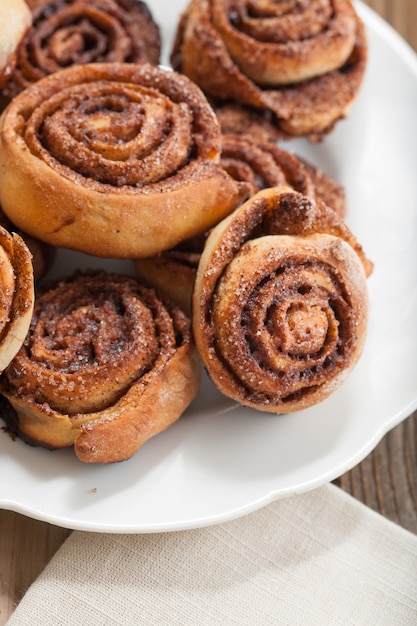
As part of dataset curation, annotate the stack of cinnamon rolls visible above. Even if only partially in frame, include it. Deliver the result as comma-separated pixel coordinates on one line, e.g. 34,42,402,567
0,0,372,463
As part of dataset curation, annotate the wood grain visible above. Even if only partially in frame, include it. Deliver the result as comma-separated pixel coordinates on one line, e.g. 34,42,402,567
334,411,417,534
1,2,417,625
0,515,71,623
364,0,417,50
332,0,417,537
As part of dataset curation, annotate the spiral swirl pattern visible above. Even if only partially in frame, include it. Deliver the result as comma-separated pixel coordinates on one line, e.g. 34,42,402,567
1,0,161,101
211,0,357,85
220,133,347,215
0,63,246,258
172,0,367,139
135,133,348,314
192,187,370,413
220,133,315,197
28,80,196,188
1,271,200,463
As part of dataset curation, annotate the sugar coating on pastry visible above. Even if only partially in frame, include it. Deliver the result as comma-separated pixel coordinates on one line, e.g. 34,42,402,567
192,186,370,413
1,0,161,102
0,270,201,464
0,62,248,259
171,0,368,140
135,133,349,314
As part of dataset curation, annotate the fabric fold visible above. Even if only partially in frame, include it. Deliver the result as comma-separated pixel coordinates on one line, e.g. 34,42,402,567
6,483,417,625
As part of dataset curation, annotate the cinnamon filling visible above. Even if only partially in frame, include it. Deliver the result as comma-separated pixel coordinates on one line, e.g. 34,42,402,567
1,0,161,101
2,272,178,415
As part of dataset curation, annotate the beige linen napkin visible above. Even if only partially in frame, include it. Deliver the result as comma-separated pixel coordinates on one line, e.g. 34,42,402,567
7,484,417,625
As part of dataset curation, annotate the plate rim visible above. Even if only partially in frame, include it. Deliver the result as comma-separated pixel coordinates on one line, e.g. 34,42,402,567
1,1,417,533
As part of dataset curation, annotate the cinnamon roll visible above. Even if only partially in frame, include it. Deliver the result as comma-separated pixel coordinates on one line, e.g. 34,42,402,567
219,134,347,216
0,270,201,464
1,0,161,103
172,0,368,140
0,224,34,372
0,0,31,89
135,133,347,314
0,62,247,259
192,186,371,413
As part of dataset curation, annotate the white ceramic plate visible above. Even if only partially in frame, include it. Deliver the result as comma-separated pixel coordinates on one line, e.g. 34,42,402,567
1,1,417,533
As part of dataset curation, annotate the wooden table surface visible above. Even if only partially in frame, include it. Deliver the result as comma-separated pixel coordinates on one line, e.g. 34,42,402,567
1,2,417,624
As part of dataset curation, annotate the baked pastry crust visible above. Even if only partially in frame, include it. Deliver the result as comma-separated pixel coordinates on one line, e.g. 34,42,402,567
0,270,201,464
0,62,247,259
192,186,371,413
1,0,161,102
0,0,31,88
209,0,358,86
0,224,34,372
135,250,200,317
172,0,368,140
135,133,348,314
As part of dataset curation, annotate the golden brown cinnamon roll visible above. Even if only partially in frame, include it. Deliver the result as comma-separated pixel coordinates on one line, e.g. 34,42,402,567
0,0,31,89
0,62,247,259
220,133,315,199
0,224,34,372
0,270,201,464
1,0,160,103
192,186,371,413
219,134,347,216
214,102,289,143
172,0,368,140
135,133,347,314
